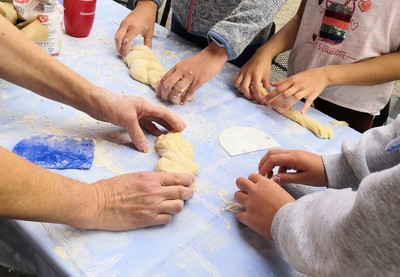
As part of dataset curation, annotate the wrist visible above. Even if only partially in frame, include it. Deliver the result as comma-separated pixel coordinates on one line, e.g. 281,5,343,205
66,182,99,229
205,42,228,62
136,0,158,11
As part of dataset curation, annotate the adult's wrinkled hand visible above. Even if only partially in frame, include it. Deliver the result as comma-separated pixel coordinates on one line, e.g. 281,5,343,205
114,1,157,57
86,172,195,230
95,91,186,152
156,42,228,104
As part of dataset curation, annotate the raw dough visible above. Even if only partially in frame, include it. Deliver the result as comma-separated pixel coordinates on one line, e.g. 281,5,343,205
18,20,49,43
280,108,333,139
330,120,349,126
0,2,17,24
155,132,199,175
123,45,166,90
260,89,333,139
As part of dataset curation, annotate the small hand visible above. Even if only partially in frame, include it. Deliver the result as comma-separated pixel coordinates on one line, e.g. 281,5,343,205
266,67,328,113
114,1,157,57
89,172,195,230
156,42,227,104
258,148,327,186
234,173,294,240
233,49,273,104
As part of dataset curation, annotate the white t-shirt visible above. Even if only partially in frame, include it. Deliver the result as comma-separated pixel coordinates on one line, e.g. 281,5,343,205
288,0,400,115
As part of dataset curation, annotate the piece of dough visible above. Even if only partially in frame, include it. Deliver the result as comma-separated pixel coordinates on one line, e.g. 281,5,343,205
124,45,166,90
18,19,49,43
260,89,333,139
280,108,333,139
330,120,349,126
155,132,199,175
0,2,18,24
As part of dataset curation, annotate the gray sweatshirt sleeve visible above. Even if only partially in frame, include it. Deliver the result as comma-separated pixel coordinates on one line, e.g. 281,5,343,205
132,0,161,9
208,0,286,60
271,116,400,276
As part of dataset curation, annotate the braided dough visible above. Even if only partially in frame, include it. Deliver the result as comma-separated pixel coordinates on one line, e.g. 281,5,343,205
124,45,166,90
155,132,199,175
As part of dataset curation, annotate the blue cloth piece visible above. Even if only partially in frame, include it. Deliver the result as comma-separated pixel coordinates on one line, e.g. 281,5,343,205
12,135,95,169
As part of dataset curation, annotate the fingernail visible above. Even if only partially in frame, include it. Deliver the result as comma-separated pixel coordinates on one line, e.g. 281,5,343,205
272,175,280,184
138,142,148,152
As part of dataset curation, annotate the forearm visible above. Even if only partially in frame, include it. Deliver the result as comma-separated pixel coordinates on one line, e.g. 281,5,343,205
254,0,305,61
324,51,400,87
0,146,96,227
0,16,115,122
272,167,400,276
134,0,160,9
209,0,286,60
323,116,400,190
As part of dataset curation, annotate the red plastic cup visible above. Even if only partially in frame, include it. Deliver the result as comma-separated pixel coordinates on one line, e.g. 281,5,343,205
64,0,97,37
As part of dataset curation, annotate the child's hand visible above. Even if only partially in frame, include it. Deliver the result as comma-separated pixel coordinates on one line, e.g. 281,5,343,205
258,149,328,187
234,173,294,240
232,50,273,104
267,67,328,113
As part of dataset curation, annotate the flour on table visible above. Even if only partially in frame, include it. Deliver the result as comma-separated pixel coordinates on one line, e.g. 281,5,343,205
123,45,166,90
155,132,199,175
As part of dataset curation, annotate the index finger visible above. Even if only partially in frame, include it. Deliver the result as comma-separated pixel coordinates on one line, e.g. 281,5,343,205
259,152,294,177
159,172,196,188
115,26,141,57
145,103,186,131
258,149,289,174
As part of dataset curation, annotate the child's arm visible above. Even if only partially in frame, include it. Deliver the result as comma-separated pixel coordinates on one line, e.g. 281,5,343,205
233,0,307,103
266,50,400,114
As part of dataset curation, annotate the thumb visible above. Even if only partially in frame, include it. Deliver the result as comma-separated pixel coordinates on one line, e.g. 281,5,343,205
272,173,303,185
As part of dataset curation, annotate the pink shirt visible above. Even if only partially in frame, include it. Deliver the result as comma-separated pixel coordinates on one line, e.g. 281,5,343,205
288,0,400,115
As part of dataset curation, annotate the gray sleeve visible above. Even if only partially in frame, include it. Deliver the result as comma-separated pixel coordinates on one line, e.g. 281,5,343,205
271,117,400,276
323,116,400,190
207,0,286,60
133,0,162,9
272,165,400,276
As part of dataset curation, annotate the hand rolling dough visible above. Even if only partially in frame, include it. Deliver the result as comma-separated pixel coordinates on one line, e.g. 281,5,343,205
260,89,333,139
155,132,199,175
124,45,166,90
280,107,333,139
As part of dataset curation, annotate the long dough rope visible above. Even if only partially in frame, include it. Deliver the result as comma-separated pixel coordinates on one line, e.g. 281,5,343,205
261,89,333,139
280,107,333,139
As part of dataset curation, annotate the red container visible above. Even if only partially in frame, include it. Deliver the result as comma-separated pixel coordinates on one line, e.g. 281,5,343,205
64,0,97,37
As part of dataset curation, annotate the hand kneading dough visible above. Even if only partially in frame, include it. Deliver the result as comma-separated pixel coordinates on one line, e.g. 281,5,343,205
124,45,166,90
260,89,333,139
155,132,199,175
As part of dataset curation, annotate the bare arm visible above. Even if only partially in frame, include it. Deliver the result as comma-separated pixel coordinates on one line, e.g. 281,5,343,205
0,146,95,226
0,16,187,152
0,146,195,230
233,0,306,103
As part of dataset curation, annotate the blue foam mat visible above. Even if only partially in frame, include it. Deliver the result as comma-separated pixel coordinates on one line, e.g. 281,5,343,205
12,135,95,170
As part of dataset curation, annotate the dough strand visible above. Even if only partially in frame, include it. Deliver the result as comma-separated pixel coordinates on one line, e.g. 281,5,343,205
124,45,166,90
155,132,200,175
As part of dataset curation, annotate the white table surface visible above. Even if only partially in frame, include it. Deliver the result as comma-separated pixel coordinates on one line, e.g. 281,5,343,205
0,1,361,276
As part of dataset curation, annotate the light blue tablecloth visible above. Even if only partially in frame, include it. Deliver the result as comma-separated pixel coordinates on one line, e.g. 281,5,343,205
0,1,361,276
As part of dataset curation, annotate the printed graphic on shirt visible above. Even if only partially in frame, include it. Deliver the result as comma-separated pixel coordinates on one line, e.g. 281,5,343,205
312,0,372,59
